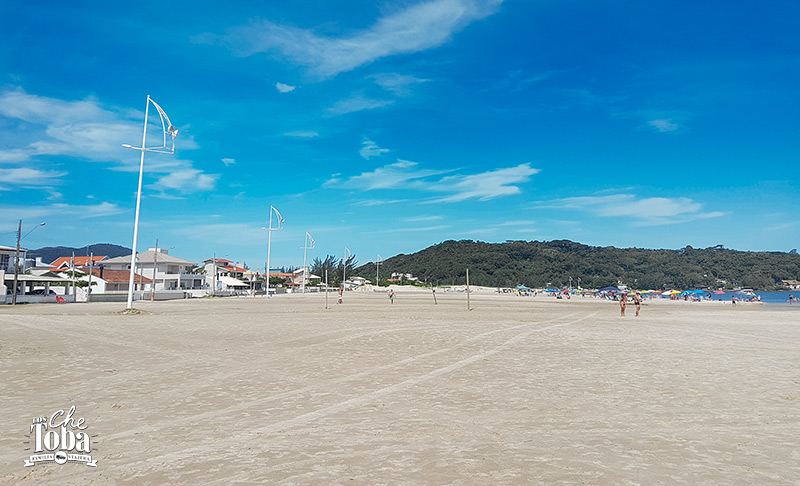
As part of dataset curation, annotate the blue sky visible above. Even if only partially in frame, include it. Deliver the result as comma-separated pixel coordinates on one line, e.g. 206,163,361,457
1,0,798,270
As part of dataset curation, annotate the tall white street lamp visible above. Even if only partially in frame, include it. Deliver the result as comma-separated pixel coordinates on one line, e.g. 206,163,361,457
261,205,284,298
122,95,178,309
342,246,351,291
301,231,315,293
11,221,45,306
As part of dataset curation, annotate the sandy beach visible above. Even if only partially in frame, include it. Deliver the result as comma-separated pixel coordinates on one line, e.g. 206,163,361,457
1,289,798,485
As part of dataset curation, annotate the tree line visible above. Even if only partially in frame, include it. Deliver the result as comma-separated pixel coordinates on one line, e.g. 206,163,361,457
352,240,800,290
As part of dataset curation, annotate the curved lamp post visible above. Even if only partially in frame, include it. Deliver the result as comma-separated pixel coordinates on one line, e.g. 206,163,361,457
262,205,284,298
11,221,45,305
343,246,351,291
301,232,315,293
122,95,178,309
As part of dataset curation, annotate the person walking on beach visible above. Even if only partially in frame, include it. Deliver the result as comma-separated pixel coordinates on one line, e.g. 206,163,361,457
731,295,736,306
337,288,343,304
633,291,642,317
619,293,627,317
789,294,794,304
389,289,395,304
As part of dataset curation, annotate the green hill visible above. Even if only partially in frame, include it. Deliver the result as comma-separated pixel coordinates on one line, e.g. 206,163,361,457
28,243,131,265
354,240,800,290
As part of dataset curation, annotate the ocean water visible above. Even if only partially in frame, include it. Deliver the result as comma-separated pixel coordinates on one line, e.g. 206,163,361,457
703,291,798,306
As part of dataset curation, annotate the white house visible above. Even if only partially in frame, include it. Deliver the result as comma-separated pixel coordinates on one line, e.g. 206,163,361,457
0,244,26,274
101,248,204,291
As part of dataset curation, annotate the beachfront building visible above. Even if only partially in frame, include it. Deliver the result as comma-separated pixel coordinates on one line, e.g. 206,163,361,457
292,267,321,289
0,244,26,274
201,257,258,293
102,248,204,292
781,279,800,290
76,268,153,294
50,255,107,270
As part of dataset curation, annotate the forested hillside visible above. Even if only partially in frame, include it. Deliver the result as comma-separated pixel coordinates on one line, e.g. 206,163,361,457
354,240,800,290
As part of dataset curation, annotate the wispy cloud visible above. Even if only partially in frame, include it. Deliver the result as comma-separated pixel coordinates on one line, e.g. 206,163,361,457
150,169,219,194
284,130,319,138
275,82,296,93
381,224,451,233
426,163,539,203
197,0,503,78
0,167,66,185
0,202,125,231
360,139,390,159
371,73,431,96
326,94,393,116
222,158,236,167
647,118,679,132
403,215,444,222
328,160,538,203
326,160,446,190
539,194,724,226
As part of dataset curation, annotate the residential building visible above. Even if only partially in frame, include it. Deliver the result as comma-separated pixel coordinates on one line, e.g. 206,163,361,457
0,244,26,274
77,268,153,293
50,255,107,270
102,248,204,291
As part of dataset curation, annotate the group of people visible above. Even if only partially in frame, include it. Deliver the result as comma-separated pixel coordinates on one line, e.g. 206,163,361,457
336,288,395,304
619,291,642,317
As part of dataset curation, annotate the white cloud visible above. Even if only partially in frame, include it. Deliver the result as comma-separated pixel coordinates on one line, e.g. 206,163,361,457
328,161,538,203
0,88,215,194
0,202,125,231
328,160,446,190
284,130,319,138
403,215,444,222
326,94,393,116
371,73,431,96
275,82,296,93
0,167,66,185
647,118,679,133
200,0,503,78
222,158,236,166
360,139,390,159
539,194,724,226
150,169,219,193
426,163,540,202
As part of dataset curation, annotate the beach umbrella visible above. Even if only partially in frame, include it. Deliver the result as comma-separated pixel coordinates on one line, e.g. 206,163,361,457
598,286,620,292
714,290,725,294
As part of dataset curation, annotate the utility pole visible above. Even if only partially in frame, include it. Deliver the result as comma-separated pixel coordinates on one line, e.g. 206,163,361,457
11,220,21,305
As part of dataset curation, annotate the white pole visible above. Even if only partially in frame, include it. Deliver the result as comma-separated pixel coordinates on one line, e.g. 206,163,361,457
376,253,382,288
87,252,93,302
266,209,272,298
343,246,351,292
302,233,308,294
151,239,158,301
126,95,151,309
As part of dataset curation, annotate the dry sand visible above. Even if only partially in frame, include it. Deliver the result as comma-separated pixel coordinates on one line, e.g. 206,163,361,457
1,290,798,485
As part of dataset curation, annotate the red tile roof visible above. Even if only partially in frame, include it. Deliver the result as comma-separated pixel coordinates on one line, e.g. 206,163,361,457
51,255,107,268
86,268,152,283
